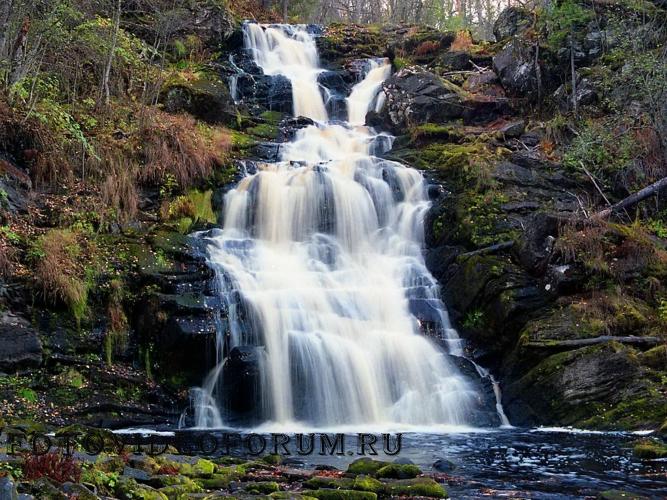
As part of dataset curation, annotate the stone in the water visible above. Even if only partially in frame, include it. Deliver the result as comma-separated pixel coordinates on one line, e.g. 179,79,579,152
0,477,17,500
433,457,457,472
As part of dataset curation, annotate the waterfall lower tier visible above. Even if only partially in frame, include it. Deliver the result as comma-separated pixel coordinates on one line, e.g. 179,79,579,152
191,22,500,430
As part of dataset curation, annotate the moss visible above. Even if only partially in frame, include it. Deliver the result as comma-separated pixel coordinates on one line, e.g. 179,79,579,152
159,480,204,500
271,493,318,500
352,475,383,493
638,345,667,369
375,463,421,479
262,453,283,465
410,123,464,143
346,458,389,475
247,122,279,139
597,490,648,500
115,478,168,500
230,130,257,150
305,476,354,489
382,478,447,498
260,110,284,123
454,189,517,247
303,490,377,500
633,439,667,459
177,458,215,478
244,481,281,494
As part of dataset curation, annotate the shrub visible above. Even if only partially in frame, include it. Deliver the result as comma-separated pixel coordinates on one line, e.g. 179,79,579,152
101,158,139,225
450,30,473,52
23,452,82,483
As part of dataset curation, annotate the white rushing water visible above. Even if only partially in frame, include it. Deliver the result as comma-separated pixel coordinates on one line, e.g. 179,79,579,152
193,23,486,430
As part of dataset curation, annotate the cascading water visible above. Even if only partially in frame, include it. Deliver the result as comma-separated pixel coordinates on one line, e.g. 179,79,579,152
192,23,494,429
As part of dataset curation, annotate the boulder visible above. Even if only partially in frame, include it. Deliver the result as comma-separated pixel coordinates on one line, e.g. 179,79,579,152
375,68,464,131
493,7,533,41
0,313,42,372
161,77,237,126
493,39,539,98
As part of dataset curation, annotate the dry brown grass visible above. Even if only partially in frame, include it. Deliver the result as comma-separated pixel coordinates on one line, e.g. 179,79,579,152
415,40,440,57
32,229,90,322
138,109,230,190
450,31,473,52
101,156,139,224
160,195,196,221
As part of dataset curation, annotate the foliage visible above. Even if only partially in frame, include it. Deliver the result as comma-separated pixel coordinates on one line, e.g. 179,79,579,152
541,0,593,48
23,452,82,483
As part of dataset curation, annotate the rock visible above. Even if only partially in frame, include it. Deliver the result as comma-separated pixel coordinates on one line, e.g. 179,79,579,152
553,76,597,112
432,458,457,472
376,463,421,479
347,458,389,476
220,346,263,425
383,478,447,498
161,76,237,126
499,120,526,139
493,39,539,98
376,68,464,131
123,466,152,483
392,457,414,465
0,477,17,500
633,439,667,459
303,490,377,500
493,7,532,41
0,314,42,372
503,344,644,427
597,490,648,500
60,482,99,500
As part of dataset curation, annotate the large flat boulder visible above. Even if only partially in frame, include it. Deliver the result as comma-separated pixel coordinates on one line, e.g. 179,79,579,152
0,314,42,372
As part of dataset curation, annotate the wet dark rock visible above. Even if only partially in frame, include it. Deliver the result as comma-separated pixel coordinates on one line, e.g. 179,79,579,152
499,120,526,139
493,7,532,41
503,344,644,427
221,346,264,425
376,67,464,131
432,458,457,472
493,39,539,98
279,117,315,141
553,76,597,112
515,212,560,275
0,477,17,500
0,314,42,372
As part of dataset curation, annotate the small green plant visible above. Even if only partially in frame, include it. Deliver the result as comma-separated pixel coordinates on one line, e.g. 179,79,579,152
0,226,21,244
159,173,179,199
18,387,38,403
462,309,485,329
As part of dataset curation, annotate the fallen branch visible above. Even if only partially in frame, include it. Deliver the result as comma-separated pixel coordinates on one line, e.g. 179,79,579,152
458,241,514,259
525,335,661,350
592,176,667,220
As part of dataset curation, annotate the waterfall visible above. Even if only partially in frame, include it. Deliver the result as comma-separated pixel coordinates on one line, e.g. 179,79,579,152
193,23,489,430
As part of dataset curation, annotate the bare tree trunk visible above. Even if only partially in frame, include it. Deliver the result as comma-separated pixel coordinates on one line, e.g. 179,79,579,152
593,176,667,219
0,0,13,57
100,0,122,106
8,18,29,87
570,33,577,117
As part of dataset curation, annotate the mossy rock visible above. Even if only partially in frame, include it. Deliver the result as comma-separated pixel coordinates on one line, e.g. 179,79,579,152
247,122,279,139
244,481,281,494
158,475,204,499
116,478,169,500
638,345,667,369
382,477,447,498
196,465,244,489
346,458,390,475
271,493,318,500
178,458,216,477
304,476,354,490
262,453,283,465
633,439,667,459
375,463,421,479
303,489,377,500
352,475,383,493
597,490,648,500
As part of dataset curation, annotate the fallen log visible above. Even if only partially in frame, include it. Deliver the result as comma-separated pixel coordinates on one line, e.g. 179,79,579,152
592,176,667,219
525,335,661,350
